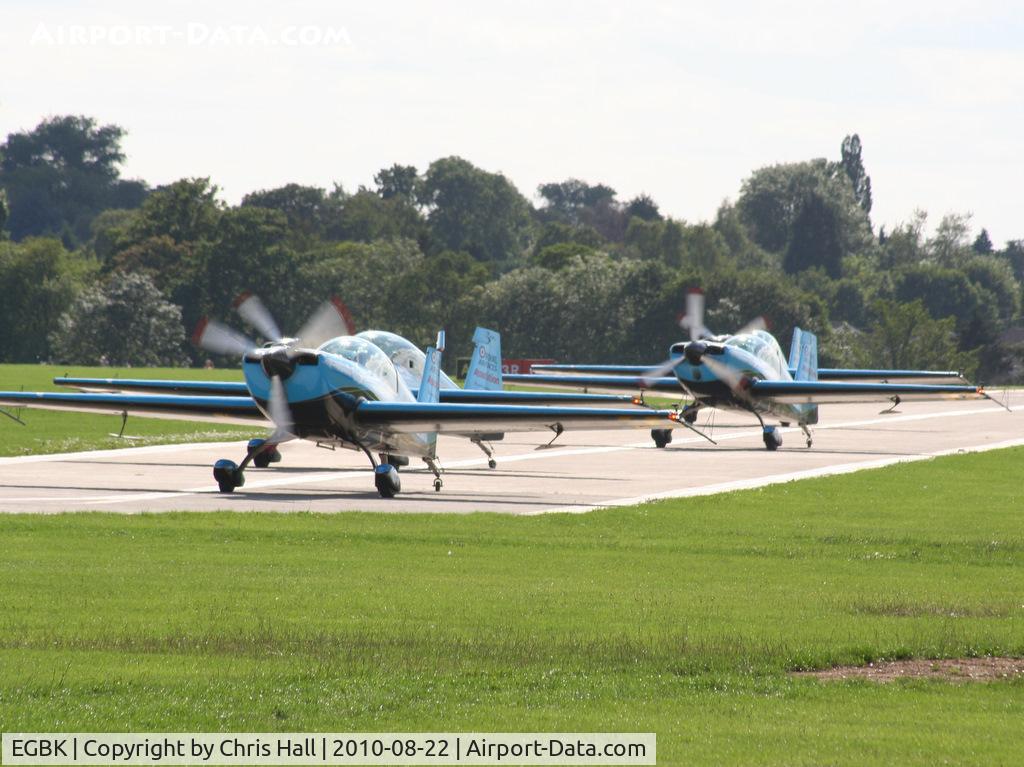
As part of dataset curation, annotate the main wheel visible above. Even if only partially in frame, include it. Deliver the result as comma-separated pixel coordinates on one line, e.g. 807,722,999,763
651,428,673,448
213,459,245,493
762,427,782,451
253,449,282,468
374,464,401,498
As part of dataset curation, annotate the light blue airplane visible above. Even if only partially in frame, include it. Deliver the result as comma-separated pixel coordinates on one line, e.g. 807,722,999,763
506,289,994,451
0,295,699,498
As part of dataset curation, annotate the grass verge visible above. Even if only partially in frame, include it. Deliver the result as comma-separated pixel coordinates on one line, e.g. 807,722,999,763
1,448,1023,763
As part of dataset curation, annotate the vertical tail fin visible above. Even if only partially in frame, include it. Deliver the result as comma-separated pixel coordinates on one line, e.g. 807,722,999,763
464,327,503,391
795,330,818,382
788,327,803,370
416,334,444,457
417,332,444,404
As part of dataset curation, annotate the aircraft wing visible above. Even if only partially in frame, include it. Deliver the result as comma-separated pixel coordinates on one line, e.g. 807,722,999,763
748,380,987,405
0,391,264,425
353,401,686,435
502,373,682,394
432,389,644,406
529,364,653,376
54,376,251,396
813,368,965,383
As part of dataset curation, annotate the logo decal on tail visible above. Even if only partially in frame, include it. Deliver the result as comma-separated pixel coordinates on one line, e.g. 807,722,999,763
465,327,503,391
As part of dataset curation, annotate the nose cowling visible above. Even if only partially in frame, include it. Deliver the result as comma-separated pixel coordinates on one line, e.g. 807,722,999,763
684,341,707,366
261,346,297,380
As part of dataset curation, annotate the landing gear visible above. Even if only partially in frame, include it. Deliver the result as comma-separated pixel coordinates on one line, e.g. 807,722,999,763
680,404,701,424
800,424,813,448
651,428,673,448
380,454,410,471
213,438,280,492
471,437,498,469
424,456,444,492
213,459,245,493
374,464,401,498
762,425,783,451
248,438,282,469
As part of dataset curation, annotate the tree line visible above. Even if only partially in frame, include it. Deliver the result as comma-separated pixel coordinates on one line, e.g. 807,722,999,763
1,115,1021,381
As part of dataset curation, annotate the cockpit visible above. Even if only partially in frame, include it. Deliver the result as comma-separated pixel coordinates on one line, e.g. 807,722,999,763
318,336,400,391
356,330,459,390
725,330,790,378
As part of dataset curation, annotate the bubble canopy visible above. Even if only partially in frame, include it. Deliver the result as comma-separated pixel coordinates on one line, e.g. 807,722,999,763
356,330,459,389
318,335,399,391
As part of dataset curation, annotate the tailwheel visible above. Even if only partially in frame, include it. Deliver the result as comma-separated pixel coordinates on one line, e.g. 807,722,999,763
213,459,245,493
425,456,444,492
374,464,401,498
651,428,673,448
800,424,813,448
762,426,782,451
488,459,497,469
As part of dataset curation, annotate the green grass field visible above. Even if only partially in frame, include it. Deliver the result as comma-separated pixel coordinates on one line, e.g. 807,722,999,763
0,364,255,456
2,448,1023,764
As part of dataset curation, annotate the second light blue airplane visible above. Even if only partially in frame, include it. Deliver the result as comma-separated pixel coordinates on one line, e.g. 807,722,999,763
505,289,994,451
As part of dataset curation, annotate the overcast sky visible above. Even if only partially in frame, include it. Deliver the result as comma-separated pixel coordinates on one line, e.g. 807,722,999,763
2,1,1021,244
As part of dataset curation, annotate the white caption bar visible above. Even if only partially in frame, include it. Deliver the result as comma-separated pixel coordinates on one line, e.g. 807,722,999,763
2,733,656,766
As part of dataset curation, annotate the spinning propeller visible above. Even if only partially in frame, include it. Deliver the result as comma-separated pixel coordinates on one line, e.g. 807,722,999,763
192,293,355,441
641,289,765,392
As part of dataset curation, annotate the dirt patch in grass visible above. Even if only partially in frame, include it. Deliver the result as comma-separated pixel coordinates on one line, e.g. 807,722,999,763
795,657,1024,683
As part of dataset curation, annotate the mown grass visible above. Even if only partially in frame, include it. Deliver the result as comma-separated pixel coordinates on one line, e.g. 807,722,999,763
0,364,254,456
1,448,1023,764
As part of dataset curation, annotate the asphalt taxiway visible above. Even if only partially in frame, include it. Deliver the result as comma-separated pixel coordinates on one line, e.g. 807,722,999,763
0,394,1020,515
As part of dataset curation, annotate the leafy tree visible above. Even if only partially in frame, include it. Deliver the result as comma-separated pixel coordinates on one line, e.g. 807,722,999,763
963,255,1019,323
130,178,222,244
388,250,492,343
419,157,532,263
198,206,292,325
293,238,425,336
861,299,977,377
89,208,137,262
531,221,604,257
840,133,872,215
530,241,599,270
737,158,873,267
242,184,335,239
625,218,664,261
333,189,422,243
374,164,418,202
537,179,616,222
108,235,193,293
50,272,185,366
973,228,994,254
999,240,1024,282
681,223,728,272
537,178,628,242
895,263,999,348
626,194,662,221
0,188,8,234
0,237,97,361
879,211,927,270
0,115,147,243
783,192,843,277
926,212,972,266
713,202,775,269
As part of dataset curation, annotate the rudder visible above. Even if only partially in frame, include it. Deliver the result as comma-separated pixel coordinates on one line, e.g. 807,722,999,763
464,327,503,391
